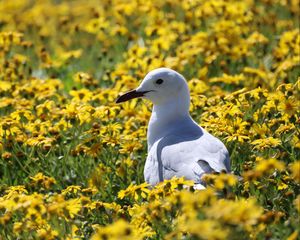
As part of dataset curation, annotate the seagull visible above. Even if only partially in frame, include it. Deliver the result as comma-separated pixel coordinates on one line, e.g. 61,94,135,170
116,68,230,189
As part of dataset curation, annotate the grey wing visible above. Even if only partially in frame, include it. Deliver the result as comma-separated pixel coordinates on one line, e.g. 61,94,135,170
159,131,230,183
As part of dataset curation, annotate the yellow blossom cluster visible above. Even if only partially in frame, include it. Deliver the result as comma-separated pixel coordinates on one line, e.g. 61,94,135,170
0,0,299,239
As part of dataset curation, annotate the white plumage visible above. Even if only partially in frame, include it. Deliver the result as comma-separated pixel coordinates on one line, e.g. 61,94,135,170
116,68,230,188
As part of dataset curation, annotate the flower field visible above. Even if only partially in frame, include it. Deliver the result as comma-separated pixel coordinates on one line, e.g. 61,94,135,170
0,0,299,239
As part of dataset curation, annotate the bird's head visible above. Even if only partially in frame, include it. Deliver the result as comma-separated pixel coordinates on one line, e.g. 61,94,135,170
116,68,189,106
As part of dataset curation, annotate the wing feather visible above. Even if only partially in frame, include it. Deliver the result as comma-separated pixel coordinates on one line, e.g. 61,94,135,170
144,127,230,185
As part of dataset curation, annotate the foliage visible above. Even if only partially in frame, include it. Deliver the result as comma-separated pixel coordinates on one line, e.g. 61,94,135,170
0,0,299,239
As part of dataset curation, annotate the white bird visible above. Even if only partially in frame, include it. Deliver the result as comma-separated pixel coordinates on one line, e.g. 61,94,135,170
116,68,230,188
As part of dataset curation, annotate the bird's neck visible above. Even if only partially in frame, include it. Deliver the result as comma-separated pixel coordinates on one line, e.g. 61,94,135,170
147,96,191,150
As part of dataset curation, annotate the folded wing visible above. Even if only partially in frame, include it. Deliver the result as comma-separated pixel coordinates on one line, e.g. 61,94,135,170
144,128,230,185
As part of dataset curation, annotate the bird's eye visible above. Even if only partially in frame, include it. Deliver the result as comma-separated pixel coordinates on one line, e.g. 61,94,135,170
155,79,164,85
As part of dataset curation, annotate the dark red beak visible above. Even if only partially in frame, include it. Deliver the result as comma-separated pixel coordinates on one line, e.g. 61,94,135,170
116,90,150,103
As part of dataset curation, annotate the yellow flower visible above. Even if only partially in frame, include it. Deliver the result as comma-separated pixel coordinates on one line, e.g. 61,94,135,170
84,17,109,34
290,161,300,183
202,173,238,190
66,198,82,219
59,49,82,61
100,123,122,146
188,78,209,95
210,73,245,85
4,185,28,199
205,198,263,228
244,158,285,180
0,81,12,92
26,135,55,147
173,219,228,240
74,71,99,87
247,31,269,44
1,151,12,159
70,88,93,102
119,138,143,154
255,158,285,173
251,137,281,150
0,31,23,50
61,185,82,195
13,222,23,234
118,182,150,201
91,219,141,240
278,96,299,116
288,231,299,240
36,225,59,240
29,172,56,189
251,123,269,138
10,109,34,122
277,182,288,190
